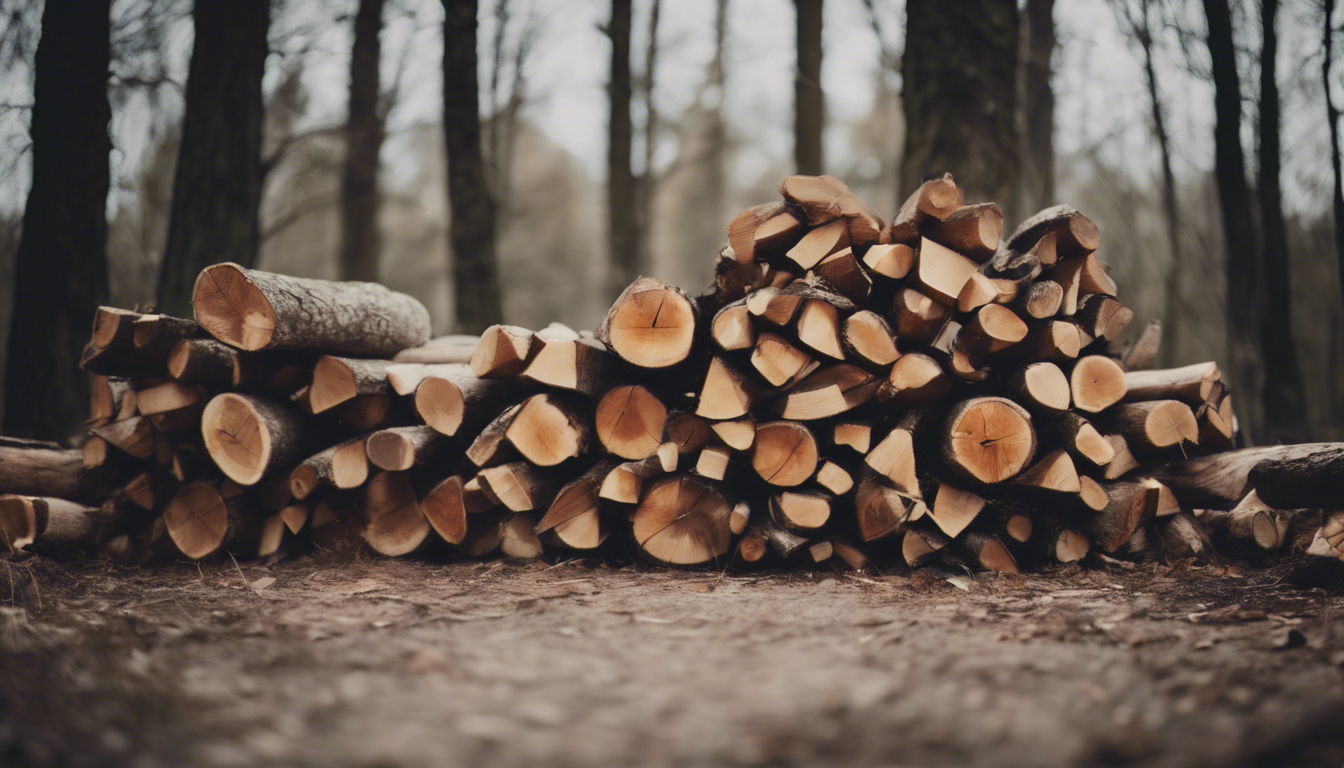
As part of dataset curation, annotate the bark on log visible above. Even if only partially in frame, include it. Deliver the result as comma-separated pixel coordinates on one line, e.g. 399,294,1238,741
201,393,314,485
0,437,119,503
1247,443,1344,509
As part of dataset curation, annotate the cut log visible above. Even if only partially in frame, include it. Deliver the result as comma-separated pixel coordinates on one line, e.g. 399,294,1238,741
957,271,1001,313
362,471,431,556
910,237,981,307
750,421,819,487
505,393,589,466
1054,528,1091,563
785,218,851,271
696,357,754,419
729,501,752,535
1082,481,1153,552
877,353,951,404
499,511,543,558
777,364,880,420
902,528,940,567
597,277,697,368
779,174,886,245
1003,362,1070,411
694,445,733,480
711,301,755,352
1103,434,1141,480
631,474,733,565
930,484,985,537
1037,411,1115,467
391,335,479,364
711,419,756,451
595,384,668,460
956,304,1028,358
1104,400,1198,451
1010,449,1081,494
1079,475,1109,512
728,203,799,263
193,263,429,355
599,443,678,504
0,495,111,552
889,172,963,242
289,438,370,500
412,367,511,437
1012,320,1081,364
751,333,813,388
309,356,394,414
366,426,452,472
91,416,155,460
1307,510,1344,560
331,393,408,432
476,462,561,512
0,437,117,503
1004,205,1100,258
419,476,469,545
88,376,136,427
1247,443,1344,509
1007,279,1064,320
772,491,832,532
1121,362,1222,405
941,397,1037,485
926,203,1003,262
862,243,916,280
833,422,872,454
520,332,612,396
795,299,845,360
1124,320,1163,371
163,481,260,559
1198,394,1236,449
813,248,873,304
815,460,854,495
462,475,500,513
959,532,1020,574
666,412,714,455
1069,355,1127,413
201,393,313,485
1074,295,1133,342
854,469,909,541
538,462,616,549
132,314,203,361
865,414,921,495
892,288,950,344
134,381,204,416
471,324,535,378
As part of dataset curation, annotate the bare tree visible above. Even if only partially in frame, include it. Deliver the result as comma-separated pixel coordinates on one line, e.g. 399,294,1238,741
155,0,270,317
1257,0,1307,438
4,0,111,441
706,0,729,230
340,0,386,283
637,0,661,275
443,0,503,332
902,0,1019,211
1326,0,1344,304
606,0,638,297
1203,0,1264,441
793,0,824,175
1018,0,1055,220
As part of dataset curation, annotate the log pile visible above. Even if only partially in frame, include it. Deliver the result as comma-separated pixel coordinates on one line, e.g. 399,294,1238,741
2,174,1342,575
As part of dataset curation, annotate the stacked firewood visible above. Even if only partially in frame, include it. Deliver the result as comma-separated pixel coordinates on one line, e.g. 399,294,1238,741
2,174,1341,572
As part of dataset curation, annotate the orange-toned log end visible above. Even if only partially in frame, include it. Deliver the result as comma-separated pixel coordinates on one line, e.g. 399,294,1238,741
163,482,229,559
192,262,277,351
421,476,469,545
595,385,668,460
0,495,39,549
632,475,732,565
750,421,819,487
943,397,1037,485
599,278,697,369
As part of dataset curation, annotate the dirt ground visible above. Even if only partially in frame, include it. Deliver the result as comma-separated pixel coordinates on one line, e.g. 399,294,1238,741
2,553,1343,768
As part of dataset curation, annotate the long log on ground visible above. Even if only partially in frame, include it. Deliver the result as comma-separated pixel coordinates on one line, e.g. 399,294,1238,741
632,474,733,565
596,277,698,369
0,437,119,503
1247,443,1344,509
0,495,114,552
201,393,315,485
193,262,431,355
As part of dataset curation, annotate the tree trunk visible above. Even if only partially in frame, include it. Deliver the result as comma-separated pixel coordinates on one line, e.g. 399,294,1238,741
793,0,824,175
707,0,729,241
340,0,386,283
1017,0,1055,220
155,0,269,318
3,0,111,442
1203,0,1263,442
443,0,504,333
1327,0,1344,306
606,0,639,299
902,0,1019,213
1256,0,1307,440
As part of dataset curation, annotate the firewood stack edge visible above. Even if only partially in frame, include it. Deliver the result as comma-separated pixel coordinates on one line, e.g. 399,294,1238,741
2,173,1342,574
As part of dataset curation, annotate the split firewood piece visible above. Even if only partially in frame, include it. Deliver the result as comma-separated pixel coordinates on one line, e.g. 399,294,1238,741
910,238,981,307
711,300,755,352
889,172,963,242
1011,449,1081,495
747,287,800,326
392,334,480,364
942,397,1037,485
163,481,260,559
131,313,203,361
1004,362,1071,411
1104,400,1198,452
537,462,616,550
1042,258,1085,315
308,490,367,553
256,513,291,558
693,445,733,480
470,325,534,378
504,393,589,466
134,381,204,416
728,203,802,263
987,503,1034,542
877,353,950,405
202,393,313,485
750,333,813,388
746,514,809,560
1069,355,1127,413
711,419,756,451
411,367,510,437
598,443,678,504
666,412,714,454
813,249,873,305
461,474,500,513
0,437,118,503
193,262,430,355
777,364,880,420
785,218,851,271
519,331,613,397
597,277,698,369
1053,528,1091,562
1123,320,1163,371
0,495,113,552
1074,295,1133,342
1121,361,1221,406
771,491,832,532
696,357,754,419
892,288,950,344
1076,255,1117,296
959,532,1020,574
476,462,561,512
362,471,431,556
815,460,854,495
1081,481,1155,552
91,416,155,460
1307,510,1344,560
1078,476,1109,512
841,310,899,368
707,251,770,306
956,304,1028,359
1141,477,1181,517
854,468,909,541
930,484,986,537
386,362,468,396
289,438,369,500
80,306,143,374
926,203,1003,262
902,528,942,567
365,426,452,472
309,356,394,414
751,421,819,487
779,174,886,246
956,272,1001,313
595,384,668,460
1005,205,1100,259
1012,320,1081,364
1037,411,1116,467
1103,434,1140,480
419,476,469,545
1247,443,1344,510
833,422,872,455
729,501,752,535
1199,490,1281,550
454,509,507,557
737,529,768,563
864,413,921,495
862,243,916,280
632,474,733,565
88,376,136,427
498,512,543,558
1007,280,1064,320
795,300,846,360
1198,394,1236,449
166,338,239,388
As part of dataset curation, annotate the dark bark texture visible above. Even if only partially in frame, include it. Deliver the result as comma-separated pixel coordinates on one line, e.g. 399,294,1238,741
443,0,504,333
902,0,1019,213
793,0,824,175
606,0,639,298
1017,0,1055,221
155,0,269,318
341,0,387,283
1323,0,1344,306
4,0,112,441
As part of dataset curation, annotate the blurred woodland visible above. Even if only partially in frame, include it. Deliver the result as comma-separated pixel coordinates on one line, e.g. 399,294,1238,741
0,0,1341,447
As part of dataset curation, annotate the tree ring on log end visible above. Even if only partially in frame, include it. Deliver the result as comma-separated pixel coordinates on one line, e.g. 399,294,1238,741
595,385,667,460
202,393,273,485
414,377,465,435
632,475,731,565
164,482,228,559
607,287,696,368
948,398,1035,484
0,496,38,549
193,263,278,351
